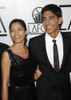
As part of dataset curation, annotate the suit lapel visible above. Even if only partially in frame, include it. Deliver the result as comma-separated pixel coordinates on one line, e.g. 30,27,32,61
40,32,71,72
40,34,54,70
61,32,71,69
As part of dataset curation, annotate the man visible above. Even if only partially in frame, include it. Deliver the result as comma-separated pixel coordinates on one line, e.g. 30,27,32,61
29,4,71,100
0,42,9,100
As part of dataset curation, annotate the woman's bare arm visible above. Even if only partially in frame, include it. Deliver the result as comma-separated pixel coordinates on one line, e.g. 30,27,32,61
1,51,11,100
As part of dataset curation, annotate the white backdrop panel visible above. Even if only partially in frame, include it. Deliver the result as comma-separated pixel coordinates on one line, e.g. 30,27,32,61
0,0,71,46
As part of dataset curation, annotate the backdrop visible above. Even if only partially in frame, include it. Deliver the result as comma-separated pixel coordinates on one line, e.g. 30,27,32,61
0,0,71,46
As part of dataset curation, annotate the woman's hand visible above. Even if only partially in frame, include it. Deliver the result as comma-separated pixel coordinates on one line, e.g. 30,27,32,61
34,66,42,80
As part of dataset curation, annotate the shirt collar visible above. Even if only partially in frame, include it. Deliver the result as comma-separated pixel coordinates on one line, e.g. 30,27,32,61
45,31,62,43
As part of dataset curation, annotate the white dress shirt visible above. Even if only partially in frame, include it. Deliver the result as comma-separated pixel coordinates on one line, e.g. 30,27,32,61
45,32,63,69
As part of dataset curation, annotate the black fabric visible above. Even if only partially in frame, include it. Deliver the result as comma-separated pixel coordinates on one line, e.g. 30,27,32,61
6,49,36,100
29,32,71,100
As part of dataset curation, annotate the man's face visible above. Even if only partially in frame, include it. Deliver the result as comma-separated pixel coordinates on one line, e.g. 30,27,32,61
42,10,62,38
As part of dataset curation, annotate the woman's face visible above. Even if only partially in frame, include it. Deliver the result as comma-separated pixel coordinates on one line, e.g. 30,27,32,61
10,22,27,43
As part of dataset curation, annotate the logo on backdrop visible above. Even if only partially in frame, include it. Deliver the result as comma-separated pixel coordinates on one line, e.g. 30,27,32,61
28,7,45,35
28,5,71,35
32,7,42,23
60,5,71,34
0,6,7,36
0,5,71,36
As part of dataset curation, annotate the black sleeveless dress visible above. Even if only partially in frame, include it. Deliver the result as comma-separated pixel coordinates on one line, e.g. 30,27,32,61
6,49,36,100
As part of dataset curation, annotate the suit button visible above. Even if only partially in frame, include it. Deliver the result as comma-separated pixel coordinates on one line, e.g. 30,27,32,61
57,83,59,86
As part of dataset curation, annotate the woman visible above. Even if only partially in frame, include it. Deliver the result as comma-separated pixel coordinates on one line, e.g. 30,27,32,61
1,19,36,100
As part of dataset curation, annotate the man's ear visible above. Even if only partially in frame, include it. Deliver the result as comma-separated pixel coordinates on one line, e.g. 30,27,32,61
59,17,63,25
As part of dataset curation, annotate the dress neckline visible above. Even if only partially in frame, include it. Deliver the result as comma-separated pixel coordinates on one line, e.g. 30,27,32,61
8,49,29,59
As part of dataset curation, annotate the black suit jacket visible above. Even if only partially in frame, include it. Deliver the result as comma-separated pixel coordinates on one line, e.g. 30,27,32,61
29,32,71,100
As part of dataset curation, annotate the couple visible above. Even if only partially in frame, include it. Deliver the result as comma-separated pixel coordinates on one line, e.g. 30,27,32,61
1,4,71,100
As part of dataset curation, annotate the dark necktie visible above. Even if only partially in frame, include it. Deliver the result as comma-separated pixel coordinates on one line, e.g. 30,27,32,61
53,39,59,72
